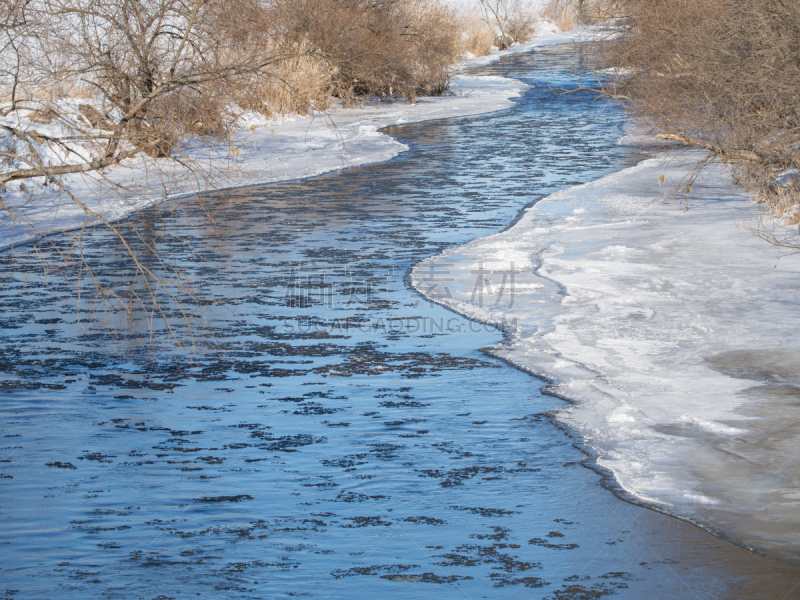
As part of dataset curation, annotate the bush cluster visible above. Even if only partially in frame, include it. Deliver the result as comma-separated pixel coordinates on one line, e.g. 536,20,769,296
272,0,461,102
599,0,800,226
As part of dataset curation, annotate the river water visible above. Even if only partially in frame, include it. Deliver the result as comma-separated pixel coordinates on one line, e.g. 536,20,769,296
1,46,799,599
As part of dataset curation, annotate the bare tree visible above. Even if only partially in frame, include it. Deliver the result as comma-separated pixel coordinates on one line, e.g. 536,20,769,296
541,0,625,30
476,0,536,49
0,0,309,186
0,0,318,346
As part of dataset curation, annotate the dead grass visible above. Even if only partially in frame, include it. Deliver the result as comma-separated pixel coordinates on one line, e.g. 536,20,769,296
734,163,800,227
540,0,623,30
272,0,461,101
461,12,495,56
763,186,800,227
540,1,579,30
235,48,332,118
598,0,800,250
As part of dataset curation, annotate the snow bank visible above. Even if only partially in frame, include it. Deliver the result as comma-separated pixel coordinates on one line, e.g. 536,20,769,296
412,150,800,559
0,25,581,252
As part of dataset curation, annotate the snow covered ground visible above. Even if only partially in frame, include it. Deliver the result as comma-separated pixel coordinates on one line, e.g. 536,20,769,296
0,20,582,252
411,144,800,559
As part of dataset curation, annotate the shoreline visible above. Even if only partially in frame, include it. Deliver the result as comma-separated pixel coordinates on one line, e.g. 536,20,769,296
410,146,800,562
405,275,771,558
0,25,587,254
401,198,774,562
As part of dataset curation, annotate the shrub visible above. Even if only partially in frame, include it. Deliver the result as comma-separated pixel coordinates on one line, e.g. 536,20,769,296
462,11,495,56
477,0,537,48
601,0,800,228
234,46,333,118
541,0,623,30
272,0,462,100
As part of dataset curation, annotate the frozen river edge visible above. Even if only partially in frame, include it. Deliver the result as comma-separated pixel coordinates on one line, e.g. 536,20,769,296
0,26,584,252
411,146,800,562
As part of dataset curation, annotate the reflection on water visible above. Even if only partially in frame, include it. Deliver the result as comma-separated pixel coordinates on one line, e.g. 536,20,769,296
1,46,799,599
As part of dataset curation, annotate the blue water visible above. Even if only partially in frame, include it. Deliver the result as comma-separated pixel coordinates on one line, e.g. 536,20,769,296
1,46,798,599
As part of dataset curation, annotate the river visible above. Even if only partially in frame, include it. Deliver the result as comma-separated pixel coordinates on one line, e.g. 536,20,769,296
1,45,799,599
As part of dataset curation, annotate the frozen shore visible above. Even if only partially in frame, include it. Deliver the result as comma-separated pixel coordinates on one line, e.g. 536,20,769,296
0,23,583,252
411,144,800,560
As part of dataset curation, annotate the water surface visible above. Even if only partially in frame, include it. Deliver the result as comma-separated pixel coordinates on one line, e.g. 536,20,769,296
1,46,799,599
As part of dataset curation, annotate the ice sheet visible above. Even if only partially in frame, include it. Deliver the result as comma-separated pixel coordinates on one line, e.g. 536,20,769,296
412,150,800,559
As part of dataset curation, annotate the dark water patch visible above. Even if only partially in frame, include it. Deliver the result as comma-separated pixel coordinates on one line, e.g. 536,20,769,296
196,495,254,503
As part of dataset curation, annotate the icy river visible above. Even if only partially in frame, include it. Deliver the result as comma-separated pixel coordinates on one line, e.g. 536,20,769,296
2,46,799,598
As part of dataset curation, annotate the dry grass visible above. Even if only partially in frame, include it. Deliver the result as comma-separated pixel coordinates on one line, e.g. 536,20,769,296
598,0,800,249
761,185,800,227
271,0,461,101
462,12,495,56
540,0,579,30
735,163,800,227
235,48,332,118
541,0,623,30
1,79,95,103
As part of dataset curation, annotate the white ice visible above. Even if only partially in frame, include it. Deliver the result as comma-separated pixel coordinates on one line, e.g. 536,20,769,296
412,147,800,559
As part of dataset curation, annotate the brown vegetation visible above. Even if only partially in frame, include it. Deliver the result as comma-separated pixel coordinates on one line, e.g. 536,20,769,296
541,0,623,30
462,12,496,57
274,0,461,100
477,0,537,49
1,0,463,186
543,0,800,250
595,0,800,249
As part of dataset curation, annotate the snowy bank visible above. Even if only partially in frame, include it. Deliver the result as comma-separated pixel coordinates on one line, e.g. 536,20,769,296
412,148,800,559
0,23,581,252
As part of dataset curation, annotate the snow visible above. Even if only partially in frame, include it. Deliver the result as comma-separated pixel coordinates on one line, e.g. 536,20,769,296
0,22,578,252
412,148,800,559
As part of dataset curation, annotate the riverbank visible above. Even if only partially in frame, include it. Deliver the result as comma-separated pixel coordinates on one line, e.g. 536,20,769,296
0,22,587,252
411,141,800,561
